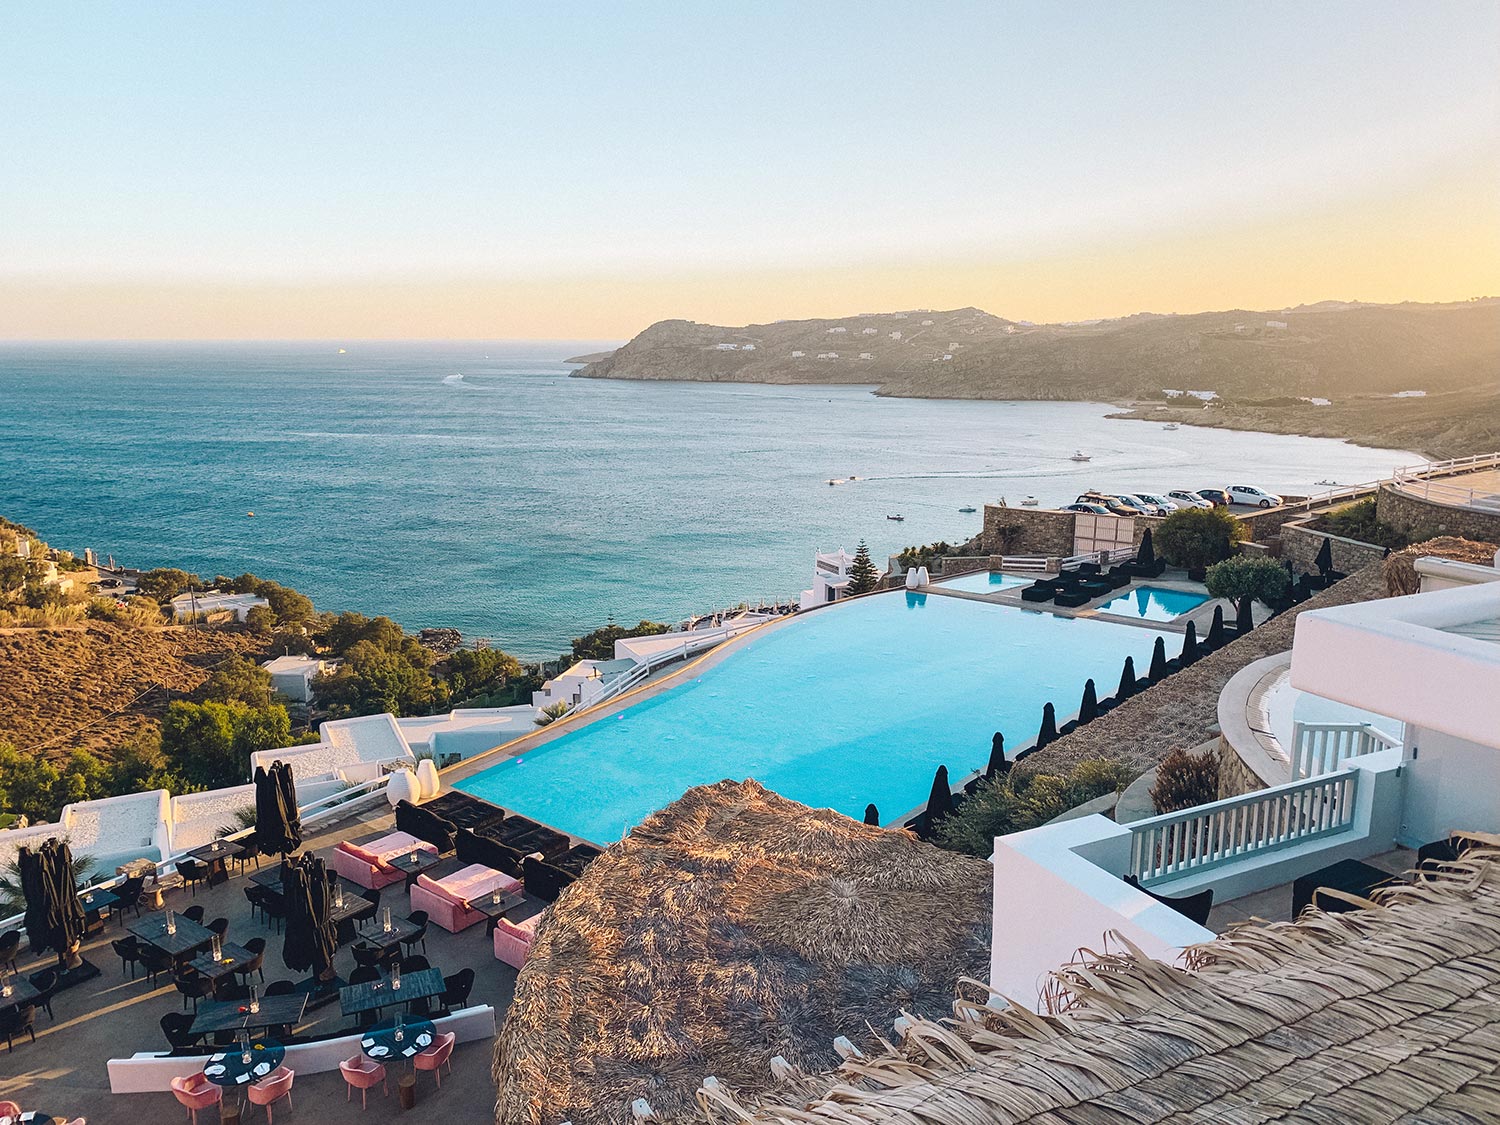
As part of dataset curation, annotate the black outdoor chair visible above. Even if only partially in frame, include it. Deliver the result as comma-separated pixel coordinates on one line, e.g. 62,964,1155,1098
401,911,429,956
215,981,250,1003
27,968,59,1020
398,955,429,974
244,885,265,923
159,1011,200,1053
348,966,381,986
1124,874,1214,926
351,943,387,970
438,968,474,1016
263,979,298,996
231,838,260,873
139,944,173,986
0,930,20,974
182,905,206,926
352,887,380,926
236,937,267,984
207,917,229,941
1,1004,37,1052
177,857,210,896
113,935,142,979
174,968,213,1011
259,889,287,934
115,875,147,918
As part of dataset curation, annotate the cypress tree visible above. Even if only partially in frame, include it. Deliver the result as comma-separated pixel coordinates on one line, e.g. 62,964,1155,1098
846,540,880,596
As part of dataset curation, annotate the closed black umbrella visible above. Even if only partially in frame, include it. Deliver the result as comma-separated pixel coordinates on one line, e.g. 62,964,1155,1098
1136,529,1155,568
1180,622,1200,666
1117,655,1137,701
1236,595,1255,634
863,804,880,826
1148,636,1169,680
925,766,954,824
1315,536,1334,575
1206,605,1226,649
1036,702,1058,748
20,839,86,969
281,855,337,980
256,762,302,858
1078,679,1099,724
986,733,1008,778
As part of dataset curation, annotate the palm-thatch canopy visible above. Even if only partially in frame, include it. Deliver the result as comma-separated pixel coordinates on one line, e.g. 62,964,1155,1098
1384,534,1496,596
491,780,993,1124
724,834,1500,1124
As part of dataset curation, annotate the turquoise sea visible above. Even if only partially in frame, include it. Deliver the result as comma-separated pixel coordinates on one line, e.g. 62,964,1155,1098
0,341,1416,658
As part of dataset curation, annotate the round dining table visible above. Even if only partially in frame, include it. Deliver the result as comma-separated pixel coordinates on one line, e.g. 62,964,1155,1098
361,1017,436,1061
0,1114,57,1124
203,1040,286,1086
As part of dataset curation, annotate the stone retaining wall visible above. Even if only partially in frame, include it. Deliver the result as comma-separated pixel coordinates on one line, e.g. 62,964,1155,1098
1377,484,1500,545
981,506,1075,556
1280,520,1388,576
1217,734,1264,799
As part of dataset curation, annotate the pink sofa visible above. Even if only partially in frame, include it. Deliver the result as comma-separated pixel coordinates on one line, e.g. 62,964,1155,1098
410,863,521,933
329,831,437,890
493,913,540,969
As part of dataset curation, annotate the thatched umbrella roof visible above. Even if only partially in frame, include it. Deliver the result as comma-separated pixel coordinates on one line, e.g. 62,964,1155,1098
491,780,993,1124
727,833,1500,1124
1384,535,1496,596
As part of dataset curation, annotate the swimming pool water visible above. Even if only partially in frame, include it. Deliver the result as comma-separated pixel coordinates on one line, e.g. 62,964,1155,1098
1098,585,1211,622
934,571,1030,594
457,591,1170,842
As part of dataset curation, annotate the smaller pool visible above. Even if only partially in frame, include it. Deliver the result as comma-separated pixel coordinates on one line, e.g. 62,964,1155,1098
1098,585,1211,622
935,571,1030,595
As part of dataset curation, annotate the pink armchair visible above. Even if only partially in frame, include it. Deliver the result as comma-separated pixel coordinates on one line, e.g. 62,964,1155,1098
329,832,435,890
246,1065,294,1124
339,1054,388,1109
493,912,540,968
169,1072,222,1124
413,1030,456,1088
410,863,521,933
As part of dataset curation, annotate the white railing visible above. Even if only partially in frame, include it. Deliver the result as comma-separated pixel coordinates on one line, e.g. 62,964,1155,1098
1292,721,1401,779
1129,768,1359,886
995,547,1137,573
1391,454,1500,513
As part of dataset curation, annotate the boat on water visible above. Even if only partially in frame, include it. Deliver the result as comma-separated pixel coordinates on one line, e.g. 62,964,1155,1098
958,506,977,513
886,514,905,521
1021,496,1039,506
1069,450,1092,462
1163,423,1179,430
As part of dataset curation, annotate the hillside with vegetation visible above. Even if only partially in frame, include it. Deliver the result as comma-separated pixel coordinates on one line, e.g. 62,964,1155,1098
574,298,1500,457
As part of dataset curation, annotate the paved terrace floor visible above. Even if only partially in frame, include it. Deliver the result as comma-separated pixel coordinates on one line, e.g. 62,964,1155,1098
0,803,533,1123
1207,847,1414,933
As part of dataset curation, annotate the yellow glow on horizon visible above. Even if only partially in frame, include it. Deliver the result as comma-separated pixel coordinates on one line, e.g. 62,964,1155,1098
2,162,1496,340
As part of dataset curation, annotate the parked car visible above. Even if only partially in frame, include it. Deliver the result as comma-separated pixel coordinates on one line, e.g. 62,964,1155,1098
1228,484,1283,508
1076,492,1139,516
1197,488,1233,507
1064,502,1111,514
1115,493,1169,516
1133,492,1180,512
1167,490,1214,509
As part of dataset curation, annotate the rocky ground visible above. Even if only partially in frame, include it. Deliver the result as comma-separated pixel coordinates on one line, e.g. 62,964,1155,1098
0,622,270,761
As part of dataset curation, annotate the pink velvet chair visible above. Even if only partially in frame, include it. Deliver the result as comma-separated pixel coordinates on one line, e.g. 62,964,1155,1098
339,1054,388,1109
169,1073,222,1124
246,1065,294,1123
413,1030,456,1088
493,912,540,968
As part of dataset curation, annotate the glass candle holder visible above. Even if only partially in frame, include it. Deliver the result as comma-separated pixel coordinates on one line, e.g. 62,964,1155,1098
165,908,177,936
239,1031,251,1066
382,907,392,933
491,886,501,906
249,987,260,1014
392,964,402,991
393,1014,404,1043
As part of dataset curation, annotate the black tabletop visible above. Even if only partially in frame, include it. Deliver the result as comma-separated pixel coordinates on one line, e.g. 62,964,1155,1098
361,1016,436,1061
250,867,286,889
353,915,419,949
126,911,214,956
79,887,120,913
204,1040,285,1086
340,967,445,1016
189,992,308,1036
187,941,257,979
0,976,42,1010
189,840,236,864
385,850,441,876
468,888,525,920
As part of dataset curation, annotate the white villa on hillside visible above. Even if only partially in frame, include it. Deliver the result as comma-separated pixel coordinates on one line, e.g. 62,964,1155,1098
799,548,855,610
169,590,268,622
988,553,1500,1010
261,654,326,702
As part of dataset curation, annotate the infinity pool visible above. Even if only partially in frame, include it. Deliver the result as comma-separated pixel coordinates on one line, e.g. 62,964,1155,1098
1098,585,1211,622
934,571,1031,594
457,591,1169,842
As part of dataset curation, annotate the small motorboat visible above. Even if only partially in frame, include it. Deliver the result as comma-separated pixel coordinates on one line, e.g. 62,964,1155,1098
1069,450,1091,462
886,514,905,521
1020,496,1039,506
958,506,977,513
1163,423,1179,430
1316,478,1339,486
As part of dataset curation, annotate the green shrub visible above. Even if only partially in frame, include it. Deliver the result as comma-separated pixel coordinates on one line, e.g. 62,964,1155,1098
1315,498,1424,550
1205,555,1290,613
1156,507,1246,570
1149,747,1220,814
933,757,1135,857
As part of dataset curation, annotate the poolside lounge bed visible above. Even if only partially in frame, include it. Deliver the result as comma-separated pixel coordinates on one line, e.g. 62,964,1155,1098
394,800,458,854
411,863,522,933
329,831,438,890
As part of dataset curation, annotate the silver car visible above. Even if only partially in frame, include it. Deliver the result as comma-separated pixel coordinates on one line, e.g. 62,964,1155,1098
1167,490,1214,510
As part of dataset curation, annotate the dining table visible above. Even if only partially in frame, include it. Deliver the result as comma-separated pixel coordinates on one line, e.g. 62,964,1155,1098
361,1016,436,1062
127,911,214,957
188,992,308,1037
203,1039,286,1086
187,941,258,981
0,975,42,1012
188,839,236,886
340,967,445,1017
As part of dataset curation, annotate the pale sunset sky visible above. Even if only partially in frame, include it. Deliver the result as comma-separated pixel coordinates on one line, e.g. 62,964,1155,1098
1,2,1497,339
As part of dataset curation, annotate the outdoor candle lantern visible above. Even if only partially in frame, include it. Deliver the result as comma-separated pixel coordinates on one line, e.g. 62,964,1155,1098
2,973,12,998
165,909,177,935
211,935,222,961
392,963,402,991
382,907,392,933
249,987,260,1014
238,1031,251,1066
491,886,502,906
393,1013,405,1043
